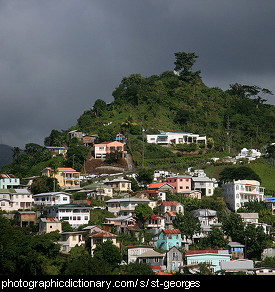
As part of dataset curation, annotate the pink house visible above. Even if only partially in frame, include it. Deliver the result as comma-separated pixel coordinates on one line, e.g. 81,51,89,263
94,141,125,159
166,175,192,194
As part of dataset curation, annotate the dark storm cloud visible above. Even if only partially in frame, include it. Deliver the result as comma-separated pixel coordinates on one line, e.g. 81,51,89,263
0,0,274,148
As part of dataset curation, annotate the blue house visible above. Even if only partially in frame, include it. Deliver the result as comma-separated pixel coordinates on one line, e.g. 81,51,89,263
186,250,231,273
157,229,182,251
0,174,20,189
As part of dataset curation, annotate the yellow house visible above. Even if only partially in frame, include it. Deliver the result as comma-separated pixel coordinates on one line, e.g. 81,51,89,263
42,167,80,189
39,217,62,234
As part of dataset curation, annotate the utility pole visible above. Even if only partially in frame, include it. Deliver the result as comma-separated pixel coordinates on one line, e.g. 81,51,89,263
141,116,145,168
227,116,231,153
142,128,145,168
256,125,259,148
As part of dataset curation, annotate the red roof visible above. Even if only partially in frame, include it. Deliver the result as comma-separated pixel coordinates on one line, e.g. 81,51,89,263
186,250,222,255
148,182,167,189
162,201,180,206
151,214,164,219
57,167,78,172
166,211,177,217
92,231,117,238
163,229,181,234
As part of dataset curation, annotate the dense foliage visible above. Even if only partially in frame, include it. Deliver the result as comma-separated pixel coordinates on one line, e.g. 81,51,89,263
73,52,275,170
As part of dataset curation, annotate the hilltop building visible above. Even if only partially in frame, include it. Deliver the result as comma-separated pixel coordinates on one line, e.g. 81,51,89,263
147,131,206,146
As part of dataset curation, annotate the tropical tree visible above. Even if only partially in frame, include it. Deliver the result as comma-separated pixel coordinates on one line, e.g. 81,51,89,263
134,203,153,228
244,224,270,260
173,211,201,242
93,240,122,272
136,168,154,186
31,176,61,194
204,227,229,249
174,52,201,83
222,213,245,243
93,99,107,117
219,166,261,184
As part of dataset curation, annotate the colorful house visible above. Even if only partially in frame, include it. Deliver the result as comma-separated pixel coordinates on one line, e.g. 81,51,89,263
186,250,231,273
39,217,62,234
157,229,182,250
41,167,80,189
0,174,20,189
166,175,192,193
94,141,125,159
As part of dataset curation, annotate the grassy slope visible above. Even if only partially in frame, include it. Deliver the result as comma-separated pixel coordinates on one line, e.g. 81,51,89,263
204,159,275,193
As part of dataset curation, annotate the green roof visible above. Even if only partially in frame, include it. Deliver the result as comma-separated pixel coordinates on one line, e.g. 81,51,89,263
0,189,16,193
51,203,90,209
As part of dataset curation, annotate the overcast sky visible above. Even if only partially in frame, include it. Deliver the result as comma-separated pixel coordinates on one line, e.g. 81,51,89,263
1,0,274,148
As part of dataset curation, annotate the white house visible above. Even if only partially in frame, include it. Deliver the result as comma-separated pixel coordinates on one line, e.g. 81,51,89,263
33,192,71,206
46,204,91,228
159,201,184,215
147,131,206,146
106,197,152,216
191,176,218,197
236,148,261,161
222,180,265,212
81,183,114,198
0,188,33,211
127,245,155,264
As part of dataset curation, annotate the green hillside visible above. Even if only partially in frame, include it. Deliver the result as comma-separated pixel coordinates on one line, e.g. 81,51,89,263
74,53,275,170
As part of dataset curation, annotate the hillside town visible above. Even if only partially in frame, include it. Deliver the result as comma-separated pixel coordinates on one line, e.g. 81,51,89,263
1,130,275,276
